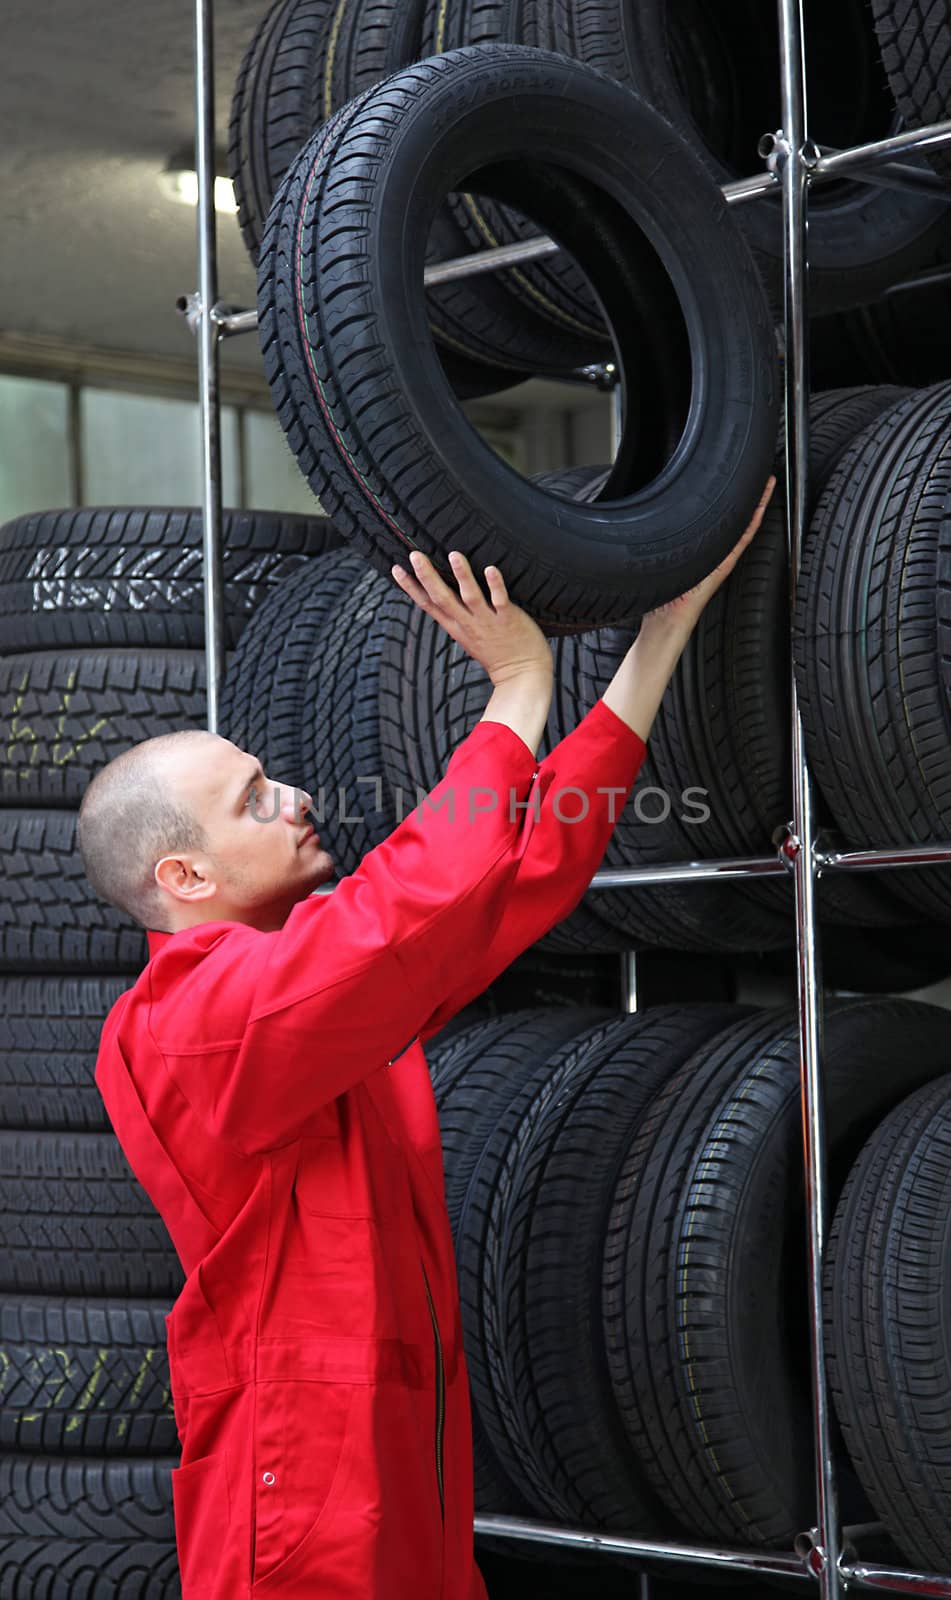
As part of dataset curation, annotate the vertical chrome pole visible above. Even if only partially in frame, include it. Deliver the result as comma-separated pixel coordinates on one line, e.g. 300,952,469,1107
776,2,840,1596
609,378,623,460
194,0,227,734
620,950,638,1013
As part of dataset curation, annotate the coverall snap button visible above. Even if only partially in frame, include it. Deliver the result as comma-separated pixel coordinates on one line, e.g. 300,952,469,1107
262,1471,275,1485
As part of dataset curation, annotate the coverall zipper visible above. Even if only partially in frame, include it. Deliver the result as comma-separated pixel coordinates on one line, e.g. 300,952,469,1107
420,1258,445,1523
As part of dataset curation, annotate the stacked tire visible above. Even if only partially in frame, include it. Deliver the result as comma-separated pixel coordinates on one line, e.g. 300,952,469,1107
230,0,951,342
826,1071,951,1572
0,508,343,972
0,507,344,1596
221,407,951,993
792,382,951,927
234,31,951,983
422,995,951,1569
254,44,779,626
13,1,951,1593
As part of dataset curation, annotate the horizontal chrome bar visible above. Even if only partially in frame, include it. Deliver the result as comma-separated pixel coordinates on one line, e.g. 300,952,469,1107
842,1561,951,1595
592,837,951,890
472,1513,810,1579
883,264,951,298
196,121,951,337
213,305,257,337
590,853,788,889
812,119,951,177
310,837,951,897
821,840,951,873
424,233,562,284
210,174,777,335
723,170,780,205
814,144,950,199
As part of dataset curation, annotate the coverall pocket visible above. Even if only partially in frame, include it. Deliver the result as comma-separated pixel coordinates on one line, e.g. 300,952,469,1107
251,1380,356,1590
294,1129,405,1220
171,1452,230,1595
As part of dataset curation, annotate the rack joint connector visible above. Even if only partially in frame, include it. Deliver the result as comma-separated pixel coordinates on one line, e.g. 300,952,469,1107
757,130,820,179
772,820,801,873
793,1527,828,1576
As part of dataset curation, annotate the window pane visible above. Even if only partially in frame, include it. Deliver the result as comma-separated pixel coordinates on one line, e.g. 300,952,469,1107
0,375,71,523
80,389,240,507
244,409,326,516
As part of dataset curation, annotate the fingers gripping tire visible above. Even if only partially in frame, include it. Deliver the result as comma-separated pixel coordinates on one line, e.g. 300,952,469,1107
257,44,779,632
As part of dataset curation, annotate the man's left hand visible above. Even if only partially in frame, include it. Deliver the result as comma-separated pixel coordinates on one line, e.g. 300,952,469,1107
637,474,777,638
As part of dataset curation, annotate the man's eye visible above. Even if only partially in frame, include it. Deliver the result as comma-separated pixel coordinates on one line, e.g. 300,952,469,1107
246,786,258,809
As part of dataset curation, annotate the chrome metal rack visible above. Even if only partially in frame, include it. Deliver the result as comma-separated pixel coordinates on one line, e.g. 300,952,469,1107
185,1,951,1594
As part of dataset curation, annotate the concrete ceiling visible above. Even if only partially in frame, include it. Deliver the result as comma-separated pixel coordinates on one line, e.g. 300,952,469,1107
1,0,611,439
2,0,264,375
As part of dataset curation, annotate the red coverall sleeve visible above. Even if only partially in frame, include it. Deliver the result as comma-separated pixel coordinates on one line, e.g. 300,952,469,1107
416,696,647,1042
157,718,557,1154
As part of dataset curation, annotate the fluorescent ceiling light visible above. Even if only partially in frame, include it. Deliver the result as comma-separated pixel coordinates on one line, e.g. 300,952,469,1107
158,158,238,215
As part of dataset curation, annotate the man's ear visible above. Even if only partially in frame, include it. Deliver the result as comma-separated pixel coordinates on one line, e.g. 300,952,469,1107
154,855,217,903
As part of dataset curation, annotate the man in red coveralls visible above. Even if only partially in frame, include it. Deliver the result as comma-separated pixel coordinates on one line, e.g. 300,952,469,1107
80,486,773,1600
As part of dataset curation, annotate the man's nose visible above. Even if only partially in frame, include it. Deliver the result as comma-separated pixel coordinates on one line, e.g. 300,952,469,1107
282,783,313,815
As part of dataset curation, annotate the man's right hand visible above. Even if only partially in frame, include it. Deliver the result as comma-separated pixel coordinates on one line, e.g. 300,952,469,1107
391,548,553,686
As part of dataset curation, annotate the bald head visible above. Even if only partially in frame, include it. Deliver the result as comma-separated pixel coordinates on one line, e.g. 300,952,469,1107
77,728,224,933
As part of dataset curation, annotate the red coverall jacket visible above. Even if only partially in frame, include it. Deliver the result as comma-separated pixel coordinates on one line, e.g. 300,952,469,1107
94,697,647,1599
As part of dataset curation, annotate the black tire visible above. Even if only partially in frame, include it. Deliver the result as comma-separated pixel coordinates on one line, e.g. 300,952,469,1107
792,381,951,924
0,650,211,809
321,0,427,120
432,1006,610,1531
0,1536,180,1597
258,43,779,632
0,975,129,1131
0,507,341,653
825,1071,951,1571
544,0,951,316
302,565,399,876
603,996,951,1546
229,0,565,380
0,1296,175,1456
0,1132,183,1299
229,0,338,264
433,1007,611,1258
665,384,913,930
450,1011,660,1582
550,394,916,946
0,1454,181,1597
869,0,951,180
375,619,637,957
421,0,609,345
452,1016,619,1511
575,626,796,954
0,811,147,974
488,1004,755,1533
507,477,642,954
375,481,633,955
0,1452,177,1544
218,546,370,784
